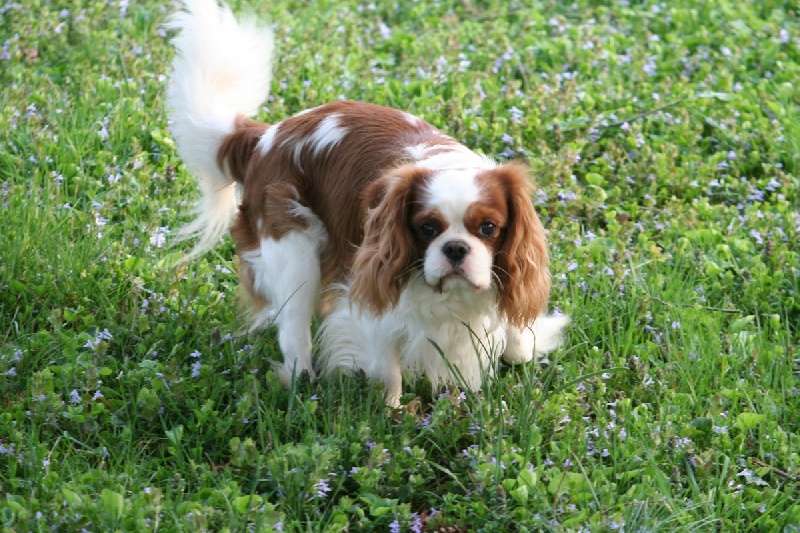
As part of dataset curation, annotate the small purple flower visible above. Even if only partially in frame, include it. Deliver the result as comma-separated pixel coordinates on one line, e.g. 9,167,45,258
379,21,391,40
312,478,332,499
150,227,169,248
747,188,764,202
418,413,432,428
410,513,423,533
642,56,657,76
389,520,401,533
69,389,81,404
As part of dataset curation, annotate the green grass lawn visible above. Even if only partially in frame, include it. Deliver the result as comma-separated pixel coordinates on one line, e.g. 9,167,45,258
1,0,799,530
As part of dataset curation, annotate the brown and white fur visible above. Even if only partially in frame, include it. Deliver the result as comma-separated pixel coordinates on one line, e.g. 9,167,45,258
166,0,569,406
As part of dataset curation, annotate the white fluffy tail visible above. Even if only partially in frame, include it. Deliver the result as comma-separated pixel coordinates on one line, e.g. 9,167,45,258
528,315,571,355
165,0,274,259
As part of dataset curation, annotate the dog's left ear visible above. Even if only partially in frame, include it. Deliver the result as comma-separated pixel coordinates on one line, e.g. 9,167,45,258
350,165,431,313
491,162,551,326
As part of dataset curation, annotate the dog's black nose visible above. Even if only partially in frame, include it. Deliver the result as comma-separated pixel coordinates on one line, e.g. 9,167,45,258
442,240,470,264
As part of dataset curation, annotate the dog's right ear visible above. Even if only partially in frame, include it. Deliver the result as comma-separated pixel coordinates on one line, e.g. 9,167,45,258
490,162,551,327
350,165,432,313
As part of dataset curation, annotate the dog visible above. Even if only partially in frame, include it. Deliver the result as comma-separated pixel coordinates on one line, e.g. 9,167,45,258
166,0,569,406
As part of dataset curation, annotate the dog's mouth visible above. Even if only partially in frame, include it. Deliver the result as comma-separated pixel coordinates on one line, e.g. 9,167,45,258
432,270,483,293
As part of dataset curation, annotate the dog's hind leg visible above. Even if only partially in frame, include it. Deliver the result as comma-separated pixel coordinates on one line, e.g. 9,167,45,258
233,208,326,386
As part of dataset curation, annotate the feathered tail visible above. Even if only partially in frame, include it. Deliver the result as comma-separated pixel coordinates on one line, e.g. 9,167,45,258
165,0,274,259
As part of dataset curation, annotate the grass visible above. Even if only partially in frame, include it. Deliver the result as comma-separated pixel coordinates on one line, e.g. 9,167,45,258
1,0,799,530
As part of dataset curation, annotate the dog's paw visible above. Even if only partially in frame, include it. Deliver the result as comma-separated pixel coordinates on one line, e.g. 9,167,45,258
502,315,570,364
502,327,536,364
271,360,316,388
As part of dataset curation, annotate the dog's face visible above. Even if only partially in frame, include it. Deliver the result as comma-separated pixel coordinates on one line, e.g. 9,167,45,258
412,166,506,293
351,161,551,326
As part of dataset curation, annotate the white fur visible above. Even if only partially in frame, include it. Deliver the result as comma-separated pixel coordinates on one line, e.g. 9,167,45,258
257,124,281,155
240,210,327,384
319,282,569,407
502,316,572,364
421,170,494,290
309,114,347,156
318,280,505,407
424,169,483,218
166,0,274,259
415,145,496,171
290,140,306,172
405,144,427,160
402,112,421,126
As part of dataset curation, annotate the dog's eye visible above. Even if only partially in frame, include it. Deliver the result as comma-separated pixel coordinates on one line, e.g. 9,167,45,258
419,223,439,239
477,222,497,238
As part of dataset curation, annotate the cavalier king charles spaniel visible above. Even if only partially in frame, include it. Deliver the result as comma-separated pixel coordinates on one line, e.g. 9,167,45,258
166,0,569,406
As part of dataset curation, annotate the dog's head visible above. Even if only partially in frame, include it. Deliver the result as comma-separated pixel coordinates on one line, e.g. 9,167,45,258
350,162,551,325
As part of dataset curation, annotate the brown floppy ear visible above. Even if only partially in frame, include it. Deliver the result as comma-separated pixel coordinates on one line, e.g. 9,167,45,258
350,165,431,313
492,162,551,327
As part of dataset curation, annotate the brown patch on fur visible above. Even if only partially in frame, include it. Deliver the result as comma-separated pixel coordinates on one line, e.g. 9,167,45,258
464,201,508,248
218,115,269,182
235,255,270,325
349,165,433,313
410,209,449,241
229,198,264,323
476,162,551,326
